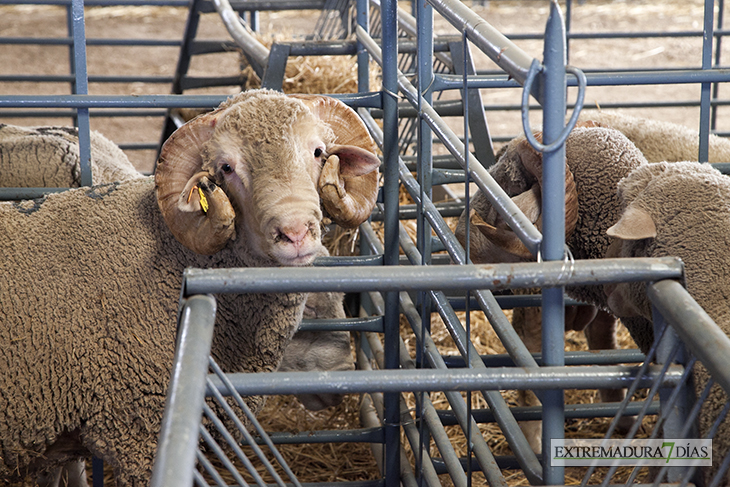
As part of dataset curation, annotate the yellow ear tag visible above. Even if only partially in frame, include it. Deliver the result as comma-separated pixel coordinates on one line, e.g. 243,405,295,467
197,186,209,214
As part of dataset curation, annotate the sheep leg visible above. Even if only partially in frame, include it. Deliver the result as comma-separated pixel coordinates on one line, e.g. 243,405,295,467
511,305,544,454
37,460,88,487
583,310,635,433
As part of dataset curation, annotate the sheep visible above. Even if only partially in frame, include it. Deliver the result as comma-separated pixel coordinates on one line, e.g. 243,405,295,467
0,120,359,487
278,290,354,411
578,110,730,164
455,126,648,451
457,112,730,451
604,160,730,486
0,122,354,410
0,124,143,186
0,88,380,486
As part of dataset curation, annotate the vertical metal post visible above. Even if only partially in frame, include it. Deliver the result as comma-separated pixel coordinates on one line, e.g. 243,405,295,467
381,0,401,485
651,304,695,483
540,1,566,483
416,2,433,483
70,0,92,187
357,0,370,92
711,0,724,130
150,294,218,487
416,0,433,265
699,0,714,162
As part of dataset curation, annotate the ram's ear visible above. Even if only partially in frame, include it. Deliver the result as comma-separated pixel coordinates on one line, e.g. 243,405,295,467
155,109,236,254
291,94,381,229
606,204,657,240
318,146,380,228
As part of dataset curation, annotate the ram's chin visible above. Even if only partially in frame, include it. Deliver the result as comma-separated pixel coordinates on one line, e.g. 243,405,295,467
273,246,324,267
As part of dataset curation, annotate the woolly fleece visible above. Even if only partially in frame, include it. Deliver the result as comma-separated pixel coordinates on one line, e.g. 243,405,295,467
608,161,730,485
0,124,142,187
456,126,648,309
578,110,730,163
0,178,306,485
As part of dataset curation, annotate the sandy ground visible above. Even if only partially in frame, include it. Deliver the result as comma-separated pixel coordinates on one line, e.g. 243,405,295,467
1,0,728,173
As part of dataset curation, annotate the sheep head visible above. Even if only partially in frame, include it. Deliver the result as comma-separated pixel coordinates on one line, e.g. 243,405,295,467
155,90,380,265
603,161,730,322
457,134,578,262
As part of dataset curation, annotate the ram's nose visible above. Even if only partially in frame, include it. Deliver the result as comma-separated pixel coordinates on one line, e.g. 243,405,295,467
277,224,310,248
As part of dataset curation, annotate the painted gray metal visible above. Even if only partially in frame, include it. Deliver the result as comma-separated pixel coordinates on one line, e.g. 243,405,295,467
206,365,685,396
150,295,217,487
181,258,684,296
649,279,730,395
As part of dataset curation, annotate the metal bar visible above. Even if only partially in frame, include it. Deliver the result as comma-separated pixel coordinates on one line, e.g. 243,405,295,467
253,428,384,444
437,401,660,425
0,36,182,46
539,3,567,482
181,257,684,296
150,295,217,487
356,0,370,92
432,68,730,90
426,0,534,86
0,93,382,109
70,0,92,187
648,279,730,395
357,26,544,255
378,0,401,484
213,0,269,76
699,0,715,162
207,365,685,396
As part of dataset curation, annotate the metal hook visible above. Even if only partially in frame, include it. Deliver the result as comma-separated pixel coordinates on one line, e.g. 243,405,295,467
520,59,588,153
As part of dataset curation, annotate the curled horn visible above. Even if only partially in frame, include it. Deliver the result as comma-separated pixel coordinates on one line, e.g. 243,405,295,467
471,136,579,259
155,109,236,255
290,94,381,228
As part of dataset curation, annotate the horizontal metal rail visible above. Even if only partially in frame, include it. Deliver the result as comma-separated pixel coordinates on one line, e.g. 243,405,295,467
206,365,685,396
0,92,383,109
182,258,684,296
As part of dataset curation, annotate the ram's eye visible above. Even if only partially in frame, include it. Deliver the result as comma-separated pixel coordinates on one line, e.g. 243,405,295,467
314,148,323,158
221,163,233,174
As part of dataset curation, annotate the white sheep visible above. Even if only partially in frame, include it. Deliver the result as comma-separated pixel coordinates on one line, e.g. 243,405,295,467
455,126,647,451
0,89,380,486
0,122,355,411
0,119,359,487
578,110,730,163
0,123,142,186
604,160,730,486
457,112,730,452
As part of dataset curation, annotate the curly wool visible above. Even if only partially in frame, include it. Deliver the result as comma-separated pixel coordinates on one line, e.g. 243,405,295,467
578,110,730,163
0,124,142,187
610,161,730,486
457,126,648,308
0,178,306,486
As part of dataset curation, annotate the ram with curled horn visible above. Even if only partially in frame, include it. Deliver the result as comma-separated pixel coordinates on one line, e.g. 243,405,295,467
156,89,380,262
0,89,383,486
455,127,646,453
457,133,578,263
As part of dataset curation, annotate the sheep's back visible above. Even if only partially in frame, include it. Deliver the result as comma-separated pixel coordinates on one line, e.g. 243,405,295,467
0,124,142,188
562,127,647,306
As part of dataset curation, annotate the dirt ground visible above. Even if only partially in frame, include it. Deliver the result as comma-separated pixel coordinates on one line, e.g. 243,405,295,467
1,0,728,172
0,0,727,485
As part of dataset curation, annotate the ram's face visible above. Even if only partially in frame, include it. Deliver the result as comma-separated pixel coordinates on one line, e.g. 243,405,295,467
154,90,381,265
208,114,330,266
